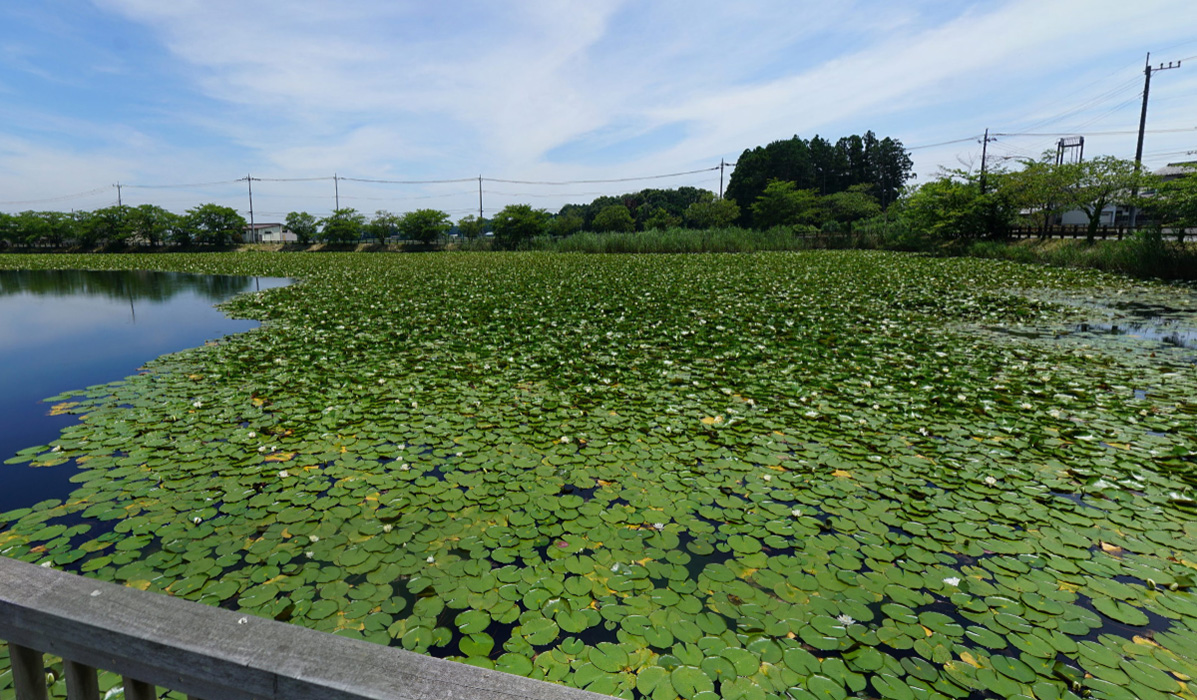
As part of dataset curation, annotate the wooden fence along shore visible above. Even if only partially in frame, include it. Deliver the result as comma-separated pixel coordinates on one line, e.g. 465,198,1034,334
0,556,613,700
1007,225,1194,240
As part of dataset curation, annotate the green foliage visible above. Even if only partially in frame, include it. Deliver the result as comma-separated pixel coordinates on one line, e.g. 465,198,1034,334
726,131,913,225
751,180,819,229
558,187,712,231
127,205,176,247
1061,156,1153,243
491,204,549,248
365,211,402,244
319,208,366,245
456,215,486,240
1144,171,1197,241
683,198,740,229
903,172,1015,240
185,203,246,246
285,211,320,245
398,209,451,244
591,204,636,233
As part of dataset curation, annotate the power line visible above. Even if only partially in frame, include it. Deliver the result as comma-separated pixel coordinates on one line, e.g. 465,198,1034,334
488,166,719,186
0,187,111,206
340,176,478,185
123,179,243,190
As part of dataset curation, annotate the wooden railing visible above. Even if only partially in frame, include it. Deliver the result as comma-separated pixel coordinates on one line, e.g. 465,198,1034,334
0,556,612,700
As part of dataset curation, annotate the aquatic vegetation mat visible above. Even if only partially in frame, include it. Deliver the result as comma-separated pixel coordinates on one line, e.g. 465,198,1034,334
2,251,1197,700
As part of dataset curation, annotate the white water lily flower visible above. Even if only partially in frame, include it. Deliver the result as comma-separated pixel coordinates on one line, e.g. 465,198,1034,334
984,476,997,486
192,517,202,525
560,436,571,444
41,561,53,568
762,474,772,482
791,509,802,517
382,524,393,533
426,556,435,563
652,523,665,531
836,614,855,626
277,470,289,478
943,577,961,586
247,431,256,438
192,401,202,408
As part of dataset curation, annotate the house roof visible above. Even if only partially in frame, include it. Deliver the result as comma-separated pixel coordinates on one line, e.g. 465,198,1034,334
246,222,284,229
1153,161,1197,178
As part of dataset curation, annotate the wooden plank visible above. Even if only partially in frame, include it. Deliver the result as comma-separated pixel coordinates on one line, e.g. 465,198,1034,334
123,677,157,700
64,660,101,700
0,556,614,700
9,643,48,700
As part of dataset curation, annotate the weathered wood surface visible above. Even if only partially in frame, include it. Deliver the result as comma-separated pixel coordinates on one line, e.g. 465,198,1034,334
9,643,48,700
0,556,615,700
64,660,101,700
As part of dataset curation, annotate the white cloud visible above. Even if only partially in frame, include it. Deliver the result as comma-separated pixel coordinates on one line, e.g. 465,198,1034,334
1,0,1195,215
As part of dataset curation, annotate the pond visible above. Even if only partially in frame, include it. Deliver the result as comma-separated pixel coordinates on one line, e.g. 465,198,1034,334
2,252,1197,700
0,269,290,514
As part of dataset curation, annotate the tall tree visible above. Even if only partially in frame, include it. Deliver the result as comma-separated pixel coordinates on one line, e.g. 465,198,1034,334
319,208,365,244
491,204,549,248
186,203,245,246
592,204,636,232
1058,156,1152,243
285,211,319,244
398,209,451,244
751,180,819,229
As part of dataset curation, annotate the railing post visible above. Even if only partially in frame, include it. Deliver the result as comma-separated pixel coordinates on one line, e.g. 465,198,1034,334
124,677,158,700
64,660,100,700
9,644,48,700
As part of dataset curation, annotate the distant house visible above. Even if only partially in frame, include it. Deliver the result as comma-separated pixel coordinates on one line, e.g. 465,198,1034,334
1152,161,1197,182
243,223,297,243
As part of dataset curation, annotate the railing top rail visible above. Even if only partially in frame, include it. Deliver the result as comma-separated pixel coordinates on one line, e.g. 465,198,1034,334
0,556,614,700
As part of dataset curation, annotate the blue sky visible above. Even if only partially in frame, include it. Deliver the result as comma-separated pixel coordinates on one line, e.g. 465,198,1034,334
2,0,1196,220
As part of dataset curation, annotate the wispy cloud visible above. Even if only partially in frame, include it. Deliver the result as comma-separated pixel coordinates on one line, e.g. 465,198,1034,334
0,0,1194,216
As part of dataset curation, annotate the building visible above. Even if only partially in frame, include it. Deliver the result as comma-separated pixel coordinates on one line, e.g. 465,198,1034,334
242,223,297,243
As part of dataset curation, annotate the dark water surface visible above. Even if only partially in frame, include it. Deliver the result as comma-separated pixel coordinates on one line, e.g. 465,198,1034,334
0,269,289,513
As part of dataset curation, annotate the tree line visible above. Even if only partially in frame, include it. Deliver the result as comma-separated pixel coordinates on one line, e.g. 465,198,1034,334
903,154,1197,243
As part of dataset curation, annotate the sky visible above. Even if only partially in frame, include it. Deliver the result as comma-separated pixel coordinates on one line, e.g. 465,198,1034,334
1,0,1196,221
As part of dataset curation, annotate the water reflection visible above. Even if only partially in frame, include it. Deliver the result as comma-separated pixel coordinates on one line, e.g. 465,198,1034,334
0,269,289,513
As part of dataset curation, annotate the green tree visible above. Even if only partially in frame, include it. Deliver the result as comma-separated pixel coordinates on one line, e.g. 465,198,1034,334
285,211,319,245
319,208,365,244
684,199,740,229
1144,171,1197,241
127,204,176,247
751,180,819,229
642,207,681,231
398,208,452,244
87,205,133,247
457,215,486,239
1001,156,1074,236
549,213,583,237
186,203,246,246
491,204,549,248
592,204,635,233
819,184,882,225
1058,156,1152,243
365,210,402,244
902,171,1015,240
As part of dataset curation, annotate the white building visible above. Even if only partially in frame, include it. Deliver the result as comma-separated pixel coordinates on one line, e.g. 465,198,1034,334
242,223,297,243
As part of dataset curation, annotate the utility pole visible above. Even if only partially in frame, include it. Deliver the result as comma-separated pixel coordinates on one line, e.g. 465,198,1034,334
478,176,483,219
245,174,259,242
115,182,122,207
334,173,340,211
1131,52,1182,227
978,129,995,194
719,159,726,199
